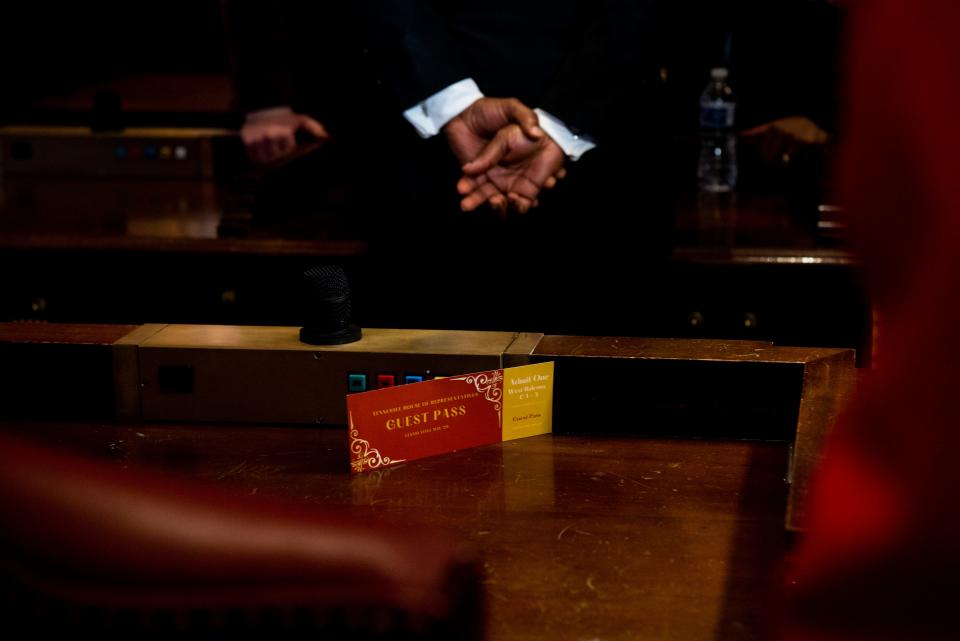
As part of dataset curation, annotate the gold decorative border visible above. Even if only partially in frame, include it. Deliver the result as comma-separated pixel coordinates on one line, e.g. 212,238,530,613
451,370,504,421
349,412,404,473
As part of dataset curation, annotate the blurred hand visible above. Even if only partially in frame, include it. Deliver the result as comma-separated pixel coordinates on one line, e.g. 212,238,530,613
444,97,565,214
240,106,329,165
741,116,829,165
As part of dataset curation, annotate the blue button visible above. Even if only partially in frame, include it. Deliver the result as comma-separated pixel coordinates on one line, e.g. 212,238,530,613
404,375,424,385
144,145,158,159
347,374,367,393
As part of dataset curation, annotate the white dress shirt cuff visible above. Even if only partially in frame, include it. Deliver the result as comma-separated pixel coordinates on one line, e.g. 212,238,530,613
534,109,597,161
403,78,485,138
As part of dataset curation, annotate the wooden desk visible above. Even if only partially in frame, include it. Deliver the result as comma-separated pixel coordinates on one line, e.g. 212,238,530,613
0,159,867,363
668,191,869,364
0,174,366,325
0,419,790,641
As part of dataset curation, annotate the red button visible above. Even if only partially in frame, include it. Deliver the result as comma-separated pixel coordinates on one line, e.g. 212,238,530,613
376,374,396,388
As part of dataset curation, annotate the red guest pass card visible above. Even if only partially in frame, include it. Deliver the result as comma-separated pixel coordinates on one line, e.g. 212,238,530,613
347,362,554,473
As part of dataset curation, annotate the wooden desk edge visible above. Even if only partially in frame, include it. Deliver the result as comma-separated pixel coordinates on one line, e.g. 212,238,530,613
786,349,858,531
2,323,859,531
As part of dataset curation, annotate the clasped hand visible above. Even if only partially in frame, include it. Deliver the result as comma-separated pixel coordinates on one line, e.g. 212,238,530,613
443,98,566,215
239,98,565,215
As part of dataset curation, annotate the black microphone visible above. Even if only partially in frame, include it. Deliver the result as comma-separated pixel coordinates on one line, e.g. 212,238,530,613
299,265,362,345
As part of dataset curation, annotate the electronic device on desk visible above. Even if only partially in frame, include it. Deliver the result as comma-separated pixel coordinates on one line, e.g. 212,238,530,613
0,125,242,179
2,72,246,179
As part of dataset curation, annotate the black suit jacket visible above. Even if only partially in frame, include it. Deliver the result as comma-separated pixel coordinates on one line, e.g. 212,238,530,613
359,1,661,144
222,1,378,134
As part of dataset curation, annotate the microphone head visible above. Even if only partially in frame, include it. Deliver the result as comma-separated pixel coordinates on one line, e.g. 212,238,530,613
300,265,362,345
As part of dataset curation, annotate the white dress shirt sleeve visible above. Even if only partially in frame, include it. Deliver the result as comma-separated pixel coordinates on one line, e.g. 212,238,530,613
402,78,484,137
533,108,597,161
403,78,597,160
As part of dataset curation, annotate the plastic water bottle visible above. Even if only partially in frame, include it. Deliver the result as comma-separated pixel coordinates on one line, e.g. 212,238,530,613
698,67,737,193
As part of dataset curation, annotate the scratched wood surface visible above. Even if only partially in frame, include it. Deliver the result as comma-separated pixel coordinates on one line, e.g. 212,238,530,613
0,420,790,641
